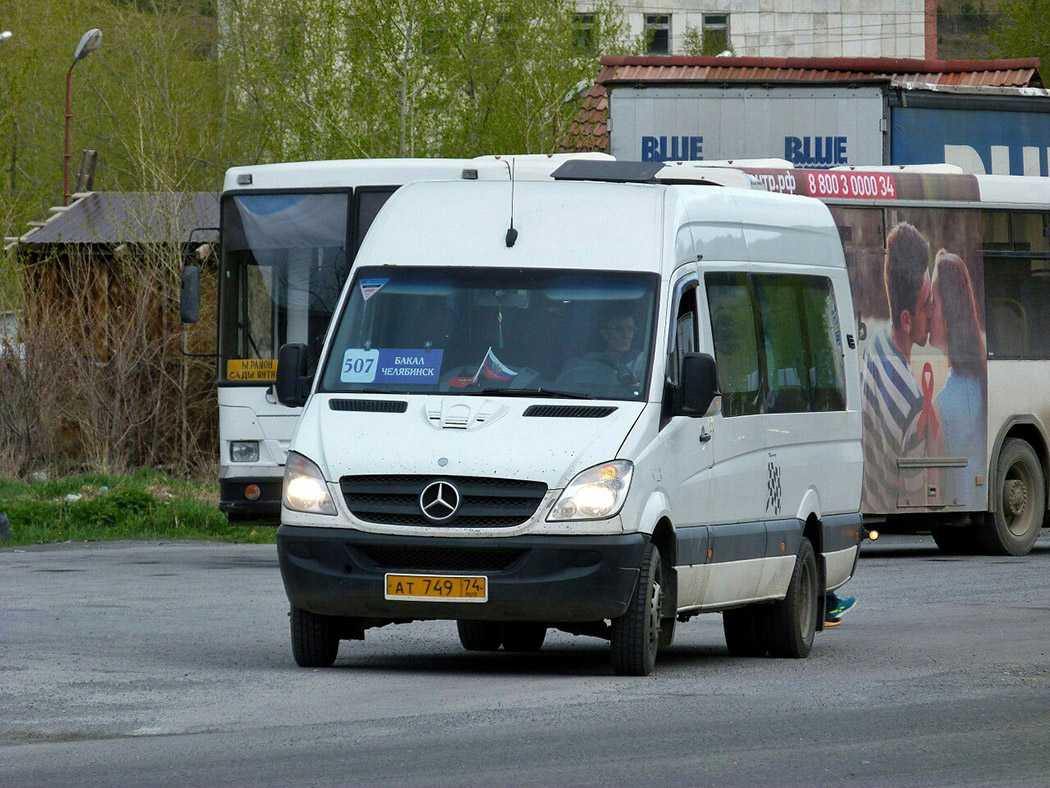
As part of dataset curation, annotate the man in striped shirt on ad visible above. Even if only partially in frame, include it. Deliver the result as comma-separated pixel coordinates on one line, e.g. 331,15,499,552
860,222,934,512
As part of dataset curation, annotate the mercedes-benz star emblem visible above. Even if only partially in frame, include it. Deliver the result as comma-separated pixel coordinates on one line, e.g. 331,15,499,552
419,481,461,522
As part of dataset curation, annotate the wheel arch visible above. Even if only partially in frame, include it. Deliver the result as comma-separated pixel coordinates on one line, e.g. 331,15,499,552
649,516,677,618
990,417,1050,512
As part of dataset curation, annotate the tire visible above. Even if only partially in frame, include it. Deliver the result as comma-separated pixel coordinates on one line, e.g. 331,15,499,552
290,606,339,668
610,542,662,676
723,605,770,657
766,538,818,659
498,623,547,652
980,438,1045,556
457,620,502,651
931,524,981,555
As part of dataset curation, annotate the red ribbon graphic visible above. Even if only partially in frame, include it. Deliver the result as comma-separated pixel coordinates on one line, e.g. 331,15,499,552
916,361,939,440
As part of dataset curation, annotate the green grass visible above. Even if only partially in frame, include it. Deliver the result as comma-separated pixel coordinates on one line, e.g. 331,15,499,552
0,470,277,547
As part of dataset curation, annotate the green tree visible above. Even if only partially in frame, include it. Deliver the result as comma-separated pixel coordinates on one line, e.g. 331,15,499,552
993,0,1050,63
0,0,236,247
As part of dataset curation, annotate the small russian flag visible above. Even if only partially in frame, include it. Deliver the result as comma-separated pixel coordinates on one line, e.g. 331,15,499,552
475,347,518,381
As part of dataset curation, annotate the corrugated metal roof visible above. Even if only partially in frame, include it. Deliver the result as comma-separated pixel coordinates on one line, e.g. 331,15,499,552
15,191,218,247
561,56,1044,153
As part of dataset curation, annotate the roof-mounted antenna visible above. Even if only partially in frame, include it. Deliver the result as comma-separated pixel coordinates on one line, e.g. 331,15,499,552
505,158,518,248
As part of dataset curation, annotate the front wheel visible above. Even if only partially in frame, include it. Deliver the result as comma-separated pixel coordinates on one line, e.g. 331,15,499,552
290,606,339,668
457,620,502,651
766,538,818,659
610,542,662,676
499,623,547,652
981,438,1045,556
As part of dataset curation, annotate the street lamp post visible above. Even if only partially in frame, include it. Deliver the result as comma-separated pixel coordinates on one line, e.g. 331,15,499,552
63,28,102,206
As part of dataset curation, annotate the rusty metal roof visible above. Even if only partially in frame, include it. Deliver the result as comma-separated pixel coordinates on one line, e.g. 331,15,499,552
561,56,1044,153
14,191,218,247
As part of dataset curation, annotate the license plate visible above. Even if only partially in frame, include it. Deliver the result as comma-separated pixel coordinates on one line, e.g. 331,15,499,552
384,573,488,603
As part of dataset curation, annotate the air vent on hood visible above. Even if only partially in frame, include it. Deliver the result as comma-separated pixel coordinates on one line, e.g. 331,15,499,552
522,405,617,418
329,399,408,413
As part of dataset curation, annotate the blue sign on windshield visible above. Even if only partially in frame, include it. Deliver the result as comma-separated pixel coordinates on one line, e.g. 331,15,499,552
341,348,443,385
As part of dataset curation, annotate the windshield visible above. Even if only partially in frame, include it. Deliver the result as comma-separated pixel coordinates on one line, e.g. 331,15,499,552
218,192,349,382
320,267,660,401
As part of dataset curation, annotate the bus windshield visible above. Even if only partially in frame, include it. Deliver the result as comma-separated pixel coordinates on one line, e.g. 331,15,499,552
320,266,660,401
218,192,349,382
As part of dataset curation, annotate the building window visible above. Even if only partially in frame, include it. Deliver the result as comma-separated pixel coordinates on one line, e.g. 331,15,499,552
703,14,730,54
575,13,594,52
645,14,671,55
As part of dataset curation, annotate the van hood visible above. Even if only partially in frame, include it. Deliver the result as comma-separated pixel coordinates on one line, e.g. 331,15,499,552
297,394,644,489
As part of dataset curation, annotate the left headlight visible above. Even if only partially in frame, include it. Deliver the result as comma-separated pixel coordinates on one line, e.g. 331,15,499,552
547,460,634,522
283,452,337,516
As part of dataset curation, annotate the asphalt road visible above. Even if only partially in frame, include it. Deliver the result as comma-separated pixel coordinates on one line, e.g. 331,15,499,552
2,534,1049,788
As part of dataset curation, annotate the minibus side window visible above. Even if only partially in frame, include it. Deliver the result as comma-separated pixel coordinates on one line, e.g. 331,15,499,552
705,272,762,417
668,285,698,385
752,274,846,414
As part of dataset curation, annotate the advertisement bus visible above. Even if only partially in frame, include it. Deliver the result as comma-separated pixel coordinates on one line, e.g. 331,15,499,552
183,155,607,524
693,163,1050,556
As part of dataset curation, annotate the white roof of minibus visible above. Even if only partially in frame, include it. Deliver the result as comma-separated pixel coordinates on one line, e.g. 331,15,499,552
222,154,612,192
356,179,843,275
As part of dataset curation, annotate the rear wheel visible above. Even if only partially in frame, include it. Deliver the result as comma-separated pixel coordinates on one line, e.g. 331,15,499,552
290,606,339,668
457,620,502,651
610,542,662,676
499,623,547,652
767,538,818,658
723,605,769,657
981,438,1044,556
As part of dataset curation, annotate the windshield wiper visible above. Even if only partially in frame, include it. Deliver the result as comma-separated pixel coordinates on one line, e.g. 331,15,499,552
456,387,594,400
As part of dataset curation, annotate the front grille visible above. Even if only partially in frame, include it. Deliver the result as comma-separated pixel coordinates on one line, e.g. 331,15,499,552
341,475,548,527
357,545,526,571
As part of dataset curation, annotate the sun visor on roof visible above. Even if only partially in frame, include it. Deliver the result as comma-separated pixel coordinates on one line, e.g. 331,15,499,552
551,160,664,183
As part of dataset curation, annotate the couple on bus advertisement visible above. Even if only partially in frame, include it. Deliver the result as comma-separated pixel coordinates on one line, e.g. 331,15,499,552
852,213,988,513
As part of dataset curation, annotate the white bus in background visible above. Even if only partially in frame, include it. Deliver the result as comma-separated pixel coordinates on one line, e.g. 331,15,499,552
665,161,1050,556
180,155,608,524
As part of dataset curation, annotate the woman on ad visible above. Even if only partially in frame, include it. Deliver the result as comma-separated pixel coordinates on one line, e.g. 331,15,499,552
930,250,987,505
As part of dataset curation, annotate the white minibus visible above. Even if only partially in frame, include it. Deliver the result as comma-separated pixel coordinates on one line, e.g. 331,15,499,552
273,160,864,675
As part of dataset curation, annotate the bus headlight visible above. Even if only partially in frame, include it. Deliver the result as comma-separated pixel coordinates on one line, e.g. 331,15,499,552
283,452,337,516
548,461,633,521
230,441,260,463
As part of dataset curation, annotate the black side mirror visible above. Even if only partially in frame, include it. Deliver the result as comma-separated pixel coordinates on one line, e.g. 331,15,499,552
180,266,200,325
275,343,312,407
680,352,720,417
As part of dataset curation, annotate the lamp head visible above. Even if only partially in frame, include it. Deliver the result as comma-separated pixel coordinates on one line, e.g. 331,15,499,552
73,29,102,61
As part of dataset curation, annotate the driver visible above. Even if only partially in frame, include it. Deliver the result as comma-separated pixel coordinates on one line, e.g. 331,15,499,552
560,306,644,388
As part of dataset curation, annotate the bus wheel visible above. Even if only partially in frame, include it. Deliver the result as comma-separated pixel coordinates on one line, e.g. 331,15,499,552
723,605,769,657
610,542,662,676
931,525,981,555
457,620,502,651
499,623,547,652
982,438,1045,556
290,606,339,668
766,538,818,658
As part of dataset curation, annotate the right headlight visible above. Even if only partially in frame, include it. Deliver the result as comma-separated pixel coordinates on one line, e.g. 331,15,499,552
283,452,337,516
547,460,634,521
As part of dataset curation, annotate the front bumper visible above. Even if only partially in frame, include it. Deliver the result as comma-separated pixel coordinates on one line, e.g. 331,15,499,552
277,525,648,623
219,479,282,523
